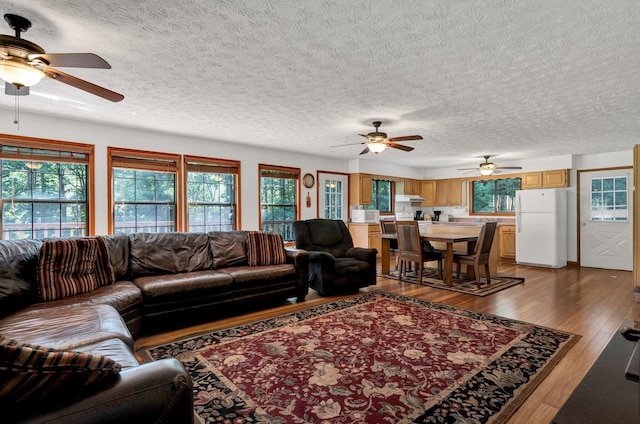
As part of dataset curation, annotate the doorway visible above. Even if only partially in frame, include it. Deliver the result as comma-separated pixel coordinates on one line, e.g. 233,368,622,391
579,168,633,271
318,172,349,222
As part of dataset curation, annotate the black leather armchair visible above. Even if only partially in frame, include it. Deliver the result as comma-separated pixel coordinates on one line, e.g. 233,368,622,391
292,219,377,296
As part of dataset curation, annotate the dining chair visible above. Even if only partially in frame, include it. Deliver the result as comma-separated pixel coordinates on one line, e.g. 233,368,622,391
453,221,498,288
395,221,443,283
379,220,399,270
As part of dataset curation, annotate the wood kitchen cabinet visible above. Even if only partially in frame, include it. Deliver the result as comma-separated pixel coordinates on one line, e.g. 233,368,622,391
521,170,569,189
435,179,464,206
348,223,382,256
498,225,516,260
349,173,372,205
403,178,420,195
421,180,437,205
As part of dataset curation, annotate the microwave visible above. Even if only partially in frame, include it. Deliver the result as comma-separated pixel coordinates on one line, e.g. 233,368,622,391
351,209,380,223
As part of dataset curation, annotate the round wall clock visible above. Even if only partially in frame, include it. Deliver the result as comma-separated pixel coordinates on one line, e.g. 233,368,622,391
303,173,315,188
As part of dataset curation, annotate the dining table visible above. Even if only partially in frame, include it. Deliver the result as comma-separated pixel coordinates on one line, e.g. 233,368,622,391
378,232,478,287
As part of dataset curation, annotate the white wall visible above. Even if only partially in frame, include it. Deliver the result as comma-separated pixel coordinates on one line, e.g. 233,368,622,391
0,109,633,263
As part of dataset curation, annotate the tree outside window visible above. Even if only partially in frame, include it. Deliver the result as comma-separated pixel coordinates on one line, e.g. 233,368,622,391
259,165,299,241
186,156,239,232
0,140,92,239
365,179,392,213
472,177,521,214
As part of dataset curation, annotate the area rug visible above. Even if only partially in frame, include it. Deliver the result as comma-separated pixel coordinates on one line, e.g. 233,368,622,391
139,291,578,424
379,267,525,296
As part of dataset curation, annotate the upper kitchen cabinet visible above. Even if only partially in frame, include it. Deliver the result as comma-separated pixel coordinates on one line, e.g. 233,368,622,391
349,173,372,205
435,179,464,206
403,178,421,195
521,170,569,189
421,180,437,205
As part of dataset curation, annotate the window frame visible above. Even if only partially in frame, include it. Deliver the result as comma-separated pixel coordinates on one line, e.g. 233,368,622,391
108,147,182,234
365,178,394,214
0,134,94,239
183,155,241,232
470,176,522,215
258,164,300,241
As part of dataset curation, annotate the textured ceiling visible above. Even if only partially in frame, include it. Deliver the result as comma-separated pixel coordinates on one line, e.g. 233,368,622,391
0,0,638,169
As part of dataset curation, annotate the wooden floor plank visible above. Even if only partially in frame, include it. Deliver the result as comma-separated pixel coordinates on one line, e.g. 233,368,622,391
135,261,640,424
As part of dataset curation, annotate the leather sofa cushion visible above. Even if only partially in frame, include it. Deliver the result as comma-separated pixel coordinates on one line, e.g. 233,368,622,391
208,231,250,268
0,239,42,318
129,232,213,276
75,338,139,370
133,270,233,300
217,264,296,285
293,219,353,258
334,257,370,274
0,336,121,404
101,234,130,280
0,304,133,351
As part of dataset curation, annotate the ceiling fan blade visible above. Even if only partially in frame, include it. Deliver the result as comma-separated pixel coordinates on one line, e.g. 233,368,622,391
496,166,523,170
387,135,423,142
387,143,414,152
330,141,366,147
29,53,111,69
5,82,29,95
359,146,370,155
43,68,124,102
456,167,480,171
359,133,374,140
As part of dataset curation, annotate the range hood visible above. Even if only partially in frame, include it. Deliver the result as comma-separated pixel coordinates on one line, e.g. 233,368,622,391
395,194,425,203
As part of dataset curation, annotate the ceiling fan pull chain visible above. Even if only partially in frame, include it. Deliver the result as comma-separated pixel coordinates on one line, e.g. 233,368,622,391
13,87,19,128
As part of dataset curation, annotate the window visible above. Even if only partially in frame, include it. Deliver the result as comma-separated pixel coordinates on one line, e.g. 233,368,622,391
0,136,93,239
185,156,239,232
365,179,392,213
323,178,344,220
259,164,299,241
109,148,181,234
471,177,521,214
590,176,628,221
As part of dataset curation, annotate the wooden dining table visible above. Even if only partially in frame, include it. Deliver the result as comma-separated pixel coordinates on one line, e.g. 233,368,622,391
378,232,478,287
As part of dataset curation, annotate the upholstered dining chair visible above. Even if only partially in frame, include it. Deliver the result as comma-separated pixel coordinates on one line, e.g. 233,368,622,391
452,221,498,288
395,220,443,283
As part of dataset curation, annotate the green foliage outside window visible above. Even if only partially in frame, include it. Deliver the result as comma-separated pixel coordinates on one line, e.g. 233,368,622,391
472,178,521,213
260,174,297,241
187,172,236,231
1,160,87,239
113,169,176,234
364,179,392,213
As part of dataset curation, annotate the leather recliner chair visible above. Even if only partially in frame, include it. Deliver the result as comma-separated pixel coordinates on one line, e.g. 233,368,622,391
292,219,377,296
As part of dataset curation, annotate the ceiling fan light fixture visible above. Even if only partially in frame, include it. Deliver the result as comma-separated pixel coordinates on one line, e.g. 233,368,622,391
0,60,45,87
479,167,494,176
368,141,386,154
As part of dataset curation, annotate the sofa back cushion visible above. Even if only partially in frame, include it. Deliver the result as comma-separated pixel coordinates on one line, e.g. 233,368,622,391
129,232,213,276
37,237,115,301
0,239,42,319
208,231,250,268
246,232,287,266
100,234,130,280
292,219,354,258
0,336,121,404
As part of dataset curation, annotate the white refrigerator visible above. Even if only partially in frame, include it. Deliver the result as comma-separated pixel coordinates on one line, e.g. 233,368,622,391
515,188,567,268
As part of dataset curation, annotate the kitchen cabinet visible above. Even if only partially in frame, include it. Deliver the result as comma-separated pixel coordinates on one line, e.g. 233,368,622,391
348,223,382,257
421,180,436,205
349,173,372,205
521,170,569,189
403,178,420,195
435,179,464,206
498,225,516,260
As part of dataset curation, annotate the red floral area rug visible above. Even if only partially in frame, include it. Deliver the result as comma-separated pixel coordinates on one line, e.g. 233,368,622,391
139,291,578,424
379,267,525,296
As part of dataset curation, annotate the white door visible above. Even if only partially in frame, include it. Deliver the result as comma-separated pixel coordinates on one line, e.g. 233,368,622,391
579,169,633,270
318,172,348,222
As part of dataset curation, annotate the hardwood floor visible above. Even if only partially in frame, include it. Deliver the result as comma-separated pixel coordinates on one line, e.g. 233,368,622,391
135,262,640,424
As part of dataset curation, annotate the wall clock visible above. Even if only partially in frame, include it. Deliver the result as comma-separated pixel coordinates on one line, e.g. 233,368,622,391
303,173,315,188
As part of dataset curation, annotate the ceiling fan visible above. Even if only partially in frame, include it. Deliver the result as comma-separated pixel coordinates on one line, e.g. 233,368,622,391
0,13,123,102
457,155,522,176
332,121,423,155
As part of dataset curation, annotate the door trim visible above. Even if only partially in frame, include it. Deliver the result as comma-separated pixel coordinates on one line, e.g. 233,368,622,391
316,170,349,219
576,165,632,267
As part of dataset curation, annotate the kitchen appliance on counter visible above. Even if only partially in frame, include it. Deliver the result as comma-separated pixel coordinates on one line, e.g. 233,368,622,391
351,209,380,223
433,211,441,221
515,188,567,268
395,194,424,221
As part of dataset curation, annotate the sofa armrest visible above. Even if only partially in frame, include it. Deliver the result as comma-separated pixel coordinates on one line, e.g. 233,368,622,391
346,247,378,263
16,358,194,424
286,248,309,301
308,251,336,266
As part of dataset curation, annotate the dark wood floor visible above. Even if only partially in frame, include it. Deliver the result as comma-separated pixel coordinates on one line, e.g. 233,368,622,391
136,261,640,424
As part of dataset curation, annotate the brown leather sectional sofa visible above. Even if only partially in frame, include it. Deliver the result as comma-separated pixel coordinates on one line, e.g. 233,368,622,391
0,231,309,423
